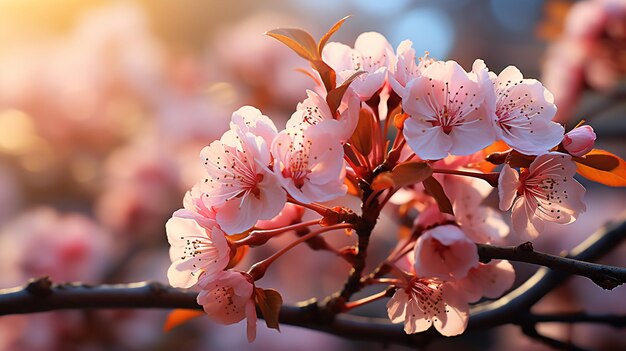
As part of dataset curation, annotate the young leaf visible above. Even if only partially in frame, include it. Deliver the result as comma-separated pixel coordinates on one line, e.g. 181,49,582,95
254,288,283,331
163,309,204,332
318,15,351,55
574,149,626,187
478,140,510,173
371,162,433,190
326,70,366,114
311,59,336,92
350,108,374,157
423,176,454,215
295,67,323,87
266,28,320,61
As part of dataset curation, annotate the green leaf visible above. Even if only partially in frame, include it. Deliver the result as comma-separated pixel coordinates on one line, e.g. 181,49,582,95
371,162,433,190
318,15,351,55
266,28,320,61
254,288,283,331
423,176,454,215
326,70,366,114
350,108,374,157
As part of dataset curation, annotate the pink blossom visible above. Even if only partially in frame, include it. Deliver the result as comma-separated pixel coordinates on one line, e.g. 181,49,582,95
389,41,434,97
197,270,257,342
165,216,230,288
286,89,359,142
413,225,479,280
174,183,217,230
445,175,509,244
562,125,596,157
499,152,587,238
387,277,469,336
453,260,515,303
402,60,495,160
199,117,286,234
230,106,278,147
272,124,347,203
479,61,564,155
322,32,394,100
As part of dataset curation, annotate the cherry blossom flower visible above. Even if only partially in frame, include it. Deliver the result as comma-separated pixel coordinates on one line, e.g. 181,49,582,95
230,106,278,147
165,216,230,288
197,270,257,342
174,183,217,230
413,225,479,280
272,123,347,203
199,114,286,234
389,40,434,97
402,60,495,160
322,32,394,100
479,61,564,155
286,89,359,142
563,125,596,157
387,277,469,336
453,260,515,303
499,152,587,238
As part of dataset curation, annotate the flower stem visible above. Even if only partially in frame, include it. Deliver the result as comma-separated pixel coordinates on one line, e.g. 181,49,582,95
248,223,353,280
233,219,322,247
343,289,391,311
432,168,500,187
287,196,332,216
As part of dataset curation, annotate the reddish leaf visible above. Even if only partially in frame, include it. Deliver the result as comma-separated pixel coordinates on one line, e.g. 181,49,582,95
478,140,510,173
423,176,454,215
295,67,322,86
371,161,433,190
318,15,351,55
574,149,626,187
344,176,361,197
266,28,320,61
163,309,204,332
326,71,366,114
350,108,374,157
311,59,336,92
506,150,534,169
254,288,283,331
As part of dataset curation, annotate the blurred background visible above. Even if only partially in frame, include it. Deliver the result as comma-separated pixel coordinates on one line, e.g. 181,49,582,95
0,0,624,350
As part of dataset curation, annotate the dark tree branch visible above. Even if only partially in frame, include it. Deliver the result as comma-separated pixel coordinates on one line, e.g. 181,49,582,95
477,241,626,290
518,312,626,328
470,219,626,329
521,324,590,351
0,220,624,349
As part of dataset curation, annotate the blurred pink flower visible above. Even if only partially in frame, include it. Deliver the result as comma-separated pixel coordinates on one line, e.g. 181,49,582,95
413,225,479,280
0,207,112,287
453,260,516,303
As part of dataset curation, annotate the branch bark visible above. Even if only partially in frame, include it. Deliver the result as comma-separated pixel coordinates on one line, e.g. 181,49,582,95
0,220,624,348
477,241,626,290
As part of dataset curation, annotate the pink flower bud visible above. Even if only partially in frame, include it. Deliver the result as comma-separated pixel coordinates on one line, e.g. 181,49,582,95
563,125,596,157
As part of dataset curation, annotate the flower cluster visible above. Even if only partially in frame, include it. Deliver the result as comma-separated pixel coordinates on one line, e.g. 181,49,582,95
165,18,622,340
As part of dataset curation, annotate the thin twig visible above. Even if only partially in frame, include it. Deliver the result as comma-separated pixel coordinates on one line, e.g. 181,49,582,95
477,241,626,290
